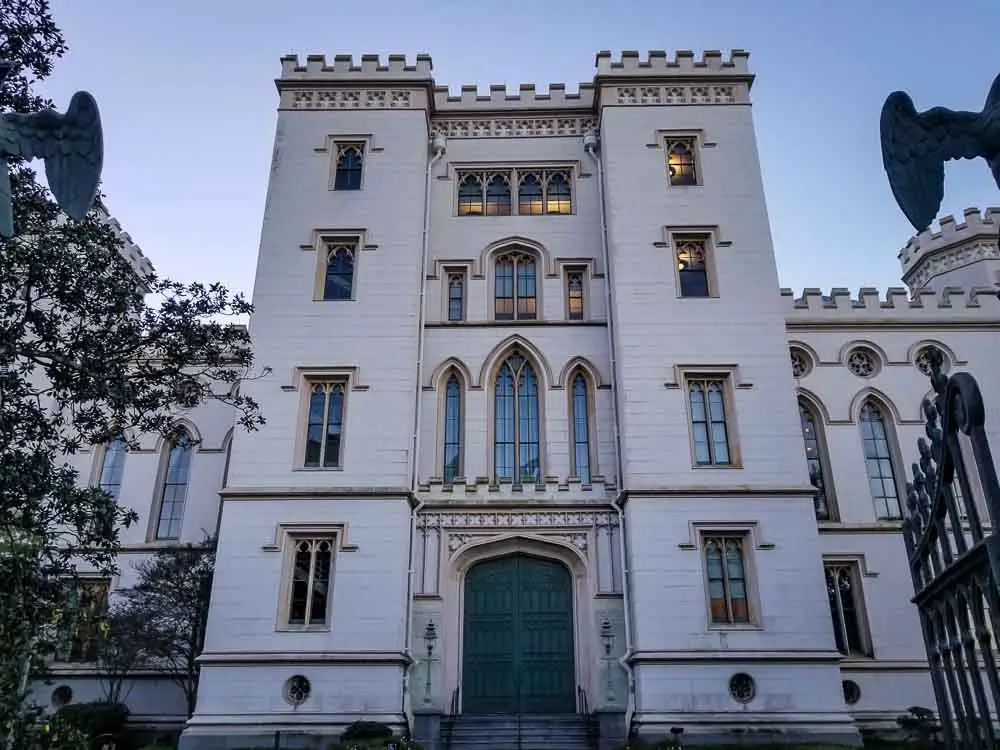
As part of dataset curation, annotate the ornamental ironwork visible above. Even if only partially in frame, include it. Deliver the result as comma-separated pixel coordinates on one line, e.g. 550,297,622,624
902,345,1000,748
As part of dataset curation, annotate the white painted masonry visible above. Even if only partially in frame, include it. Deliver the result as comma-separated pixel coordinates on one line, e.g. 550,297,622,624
36,49,1000,748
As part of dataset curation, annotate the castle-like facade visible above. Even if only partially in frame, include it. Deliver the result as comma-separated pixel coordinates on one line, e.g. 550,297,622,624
41,50,1000,748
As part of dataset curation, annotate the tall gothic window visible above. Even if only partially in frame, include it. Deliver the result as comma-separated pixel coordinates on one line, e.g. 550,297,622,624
704,535,750,624
97,435,127,501
494,351,541,483
287,537,334,627
443,373,462,483
323,243,355,300
305,382,345,468
566,270,585,321
545,172,572,214
799,399,834,520
494,251,537,321
859,400,901,520
154,430,192,540
571,372,591,483
825,563,870,656
447,272,465,322
333,143,364,190
688,378,731,466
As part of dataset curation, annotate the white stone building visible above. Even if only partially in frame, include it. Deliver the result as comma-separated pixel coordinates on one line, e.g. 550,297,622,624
41,49,1000,748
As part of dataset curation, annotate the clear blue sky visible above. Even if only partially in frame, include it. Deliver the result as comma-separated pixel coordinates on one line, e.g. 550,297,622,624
39,0,1000,298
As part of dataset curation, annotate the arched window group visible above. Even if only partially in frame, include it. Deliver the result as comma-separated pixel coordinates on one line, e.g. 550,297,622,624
457,169,573,216
439,354,595,486
796,395,903,522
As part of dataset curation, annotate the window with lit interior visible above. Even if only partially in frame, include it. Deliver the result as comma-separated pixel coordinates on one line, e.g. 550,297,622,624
494,250,537,320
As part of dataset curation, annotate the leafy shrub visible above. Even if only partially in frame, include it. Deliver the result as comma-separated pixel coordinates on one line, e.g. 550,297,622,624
51,700,130,743
341,722,395,742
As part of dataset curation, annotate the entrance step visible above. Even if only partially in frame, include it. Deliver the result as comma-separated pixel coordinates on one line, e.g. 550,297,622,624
446,714,593,750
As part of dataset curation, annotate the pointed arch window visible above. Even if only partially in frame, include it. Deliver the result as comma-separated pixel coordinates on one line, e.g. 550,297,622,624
494,351,541,483
97,435,127,502
334,143,364,190
825,563,871,656
571,372,592,483
859,400,902,520
799,399,834,520
447,271,466,322
323,243,355,301
704,535,750,624
518,173,544,215
458,174,484,216
494,250,537,321
443,373,463,483
154,431,193,540
485,174,511,216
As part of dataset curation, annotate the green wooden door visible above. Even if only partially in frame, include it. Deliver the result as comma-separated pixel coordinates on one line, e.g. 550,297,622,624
462,554,575,714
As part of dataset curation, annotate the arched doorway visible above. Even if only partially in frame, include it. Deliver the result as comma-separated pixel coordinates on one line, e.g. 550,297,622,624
462,553,575,714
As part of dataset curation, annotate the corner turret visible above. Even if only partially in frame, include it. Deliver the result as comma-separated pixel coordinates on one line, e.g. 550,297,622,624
899,207,1000,293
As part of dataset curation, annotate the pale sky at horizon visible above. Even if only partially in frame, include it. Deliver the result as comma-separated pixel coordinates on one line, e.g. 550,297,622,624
36,0,1000,300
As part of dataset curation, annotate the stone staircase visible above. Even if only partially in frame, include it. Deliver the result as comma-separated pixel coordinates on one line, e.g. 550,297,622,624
444,714,594,750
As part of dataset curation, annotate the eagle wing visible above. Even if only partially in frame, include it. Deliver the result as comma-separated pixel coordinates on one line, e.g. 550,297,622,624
0,91,103,221
881,91,984,233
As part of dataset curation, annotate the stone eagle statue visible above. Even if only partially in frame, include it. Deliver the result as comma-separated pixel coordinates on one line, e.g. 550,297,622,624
881,73,1000,233
0,60,103,237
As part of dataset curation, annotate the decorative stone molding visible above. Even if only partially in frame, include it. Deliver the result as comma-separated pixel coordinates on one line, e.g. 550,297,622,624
904,240,1000,291
898,207,1000,272
282,89,416,110
614,84,737,105
418,509,618,530
431,115,596,139
446,530,589,555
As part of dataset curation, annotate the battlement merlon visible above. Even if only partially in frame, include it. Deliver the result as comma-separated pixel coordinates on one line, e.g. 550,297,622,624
780,285,1000,321
93,207,154,279
898,206,1000,272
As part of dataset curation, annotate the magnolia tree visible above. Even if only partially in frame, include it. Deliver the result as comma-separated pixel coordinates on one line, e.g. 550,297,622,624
0,3,264,747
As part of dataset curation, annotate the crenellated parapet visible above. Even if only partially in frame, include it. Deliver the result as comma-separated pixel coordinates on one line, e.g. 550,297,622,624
94,207,154,279
278,53,434,79
898,207,1000,293
781,285,1000,324
594,49,751,75
277,48,754,119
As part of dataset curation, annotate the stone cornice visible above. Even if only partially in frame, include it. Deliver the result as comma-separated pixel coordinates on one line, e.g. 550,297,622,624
197,650,410,666
627,648,842,665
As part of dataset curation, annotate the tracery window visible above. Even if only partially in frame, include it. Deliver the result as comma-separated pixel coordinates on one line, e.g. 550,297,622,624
154,430,192,540
443,373,463,483
859,400,901,519
287,537,334,627
570,372,592,483
323,243,356,300
494,351,541,483
494,250,537,321
457,167,573,216
305,381,346,468
675,236,711,297
799,399,834,520
333,143,364,190
666,137,698,186
484,174,511,216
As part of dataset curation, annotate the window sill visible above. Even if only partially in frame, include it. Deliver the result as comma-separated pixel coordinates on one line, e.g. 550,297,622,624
294,465,345,472
691,463,744,470
276,625,332,633
707,622,763,632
